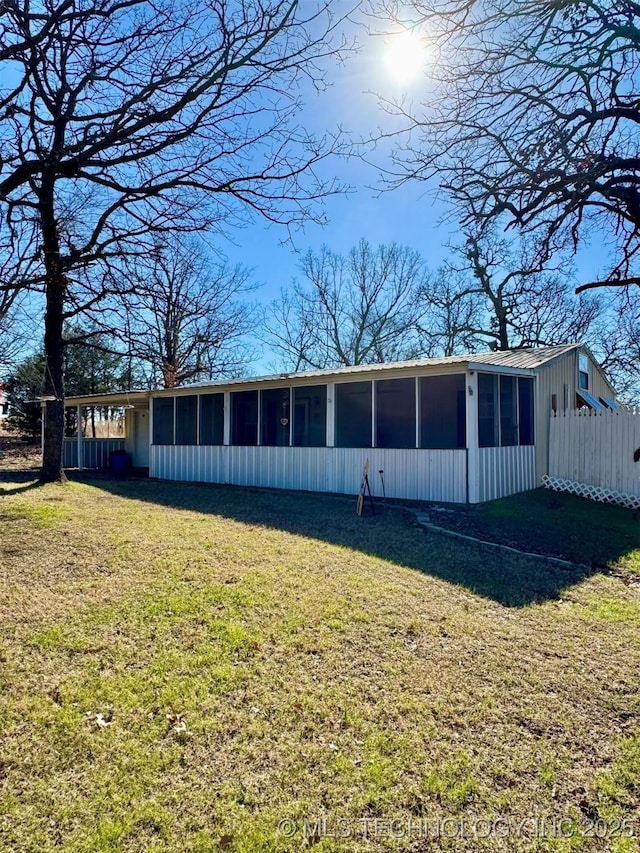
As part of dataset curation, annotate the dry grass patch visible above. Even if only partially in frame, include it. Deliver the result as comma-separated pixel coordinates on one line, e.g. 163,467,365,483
0,477,639,852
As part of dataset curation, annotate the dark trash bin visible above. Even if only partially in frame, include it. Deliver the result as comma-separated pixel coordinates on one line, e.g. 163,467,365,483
109,449,130,476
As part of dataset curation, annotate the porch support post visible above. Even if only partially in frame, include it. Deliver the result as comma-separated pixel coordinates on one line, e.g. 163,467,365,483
223,391,231,445
77,405,83,471
466,372,479,503
326,383,335,447
371,380,376,447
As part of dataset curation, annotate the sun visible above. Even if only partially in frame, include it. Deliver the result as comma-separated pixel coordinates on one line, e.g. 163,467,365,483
383,31,427,85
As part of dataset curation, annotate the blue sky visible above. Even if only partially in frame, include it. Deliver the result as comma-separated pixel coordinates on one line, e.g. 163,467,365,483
219,25,460,305
217,21,612,340
3,10,615,376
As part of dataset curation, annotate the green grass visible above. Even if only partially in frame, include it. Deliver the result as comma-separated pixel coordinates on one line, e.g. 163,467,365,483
433,488,640,575
0,476,639,852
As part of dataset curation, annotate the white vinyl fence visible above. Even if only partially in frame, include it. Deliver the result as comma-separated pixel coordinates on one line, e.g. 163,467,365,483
545,408,640,508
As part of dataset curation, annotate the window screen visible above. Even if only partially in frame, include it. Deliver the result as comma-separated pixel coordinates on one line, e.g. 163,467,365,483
153,397,174,445
261,388,290,446
499,376,518,446
376,378,416,448
175,395,197,445
199,393,224,445
335,381,372,448
478,373,498,448
231,390,258,445
420,374,466,449
293,385,326,447
518,378,534,445
479,373,535,447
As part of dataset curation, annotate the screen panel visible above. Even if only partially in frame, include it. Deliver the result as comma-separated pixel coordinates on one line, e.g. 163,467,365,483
335,381,372,448
420,374,466,449
153,397,174,445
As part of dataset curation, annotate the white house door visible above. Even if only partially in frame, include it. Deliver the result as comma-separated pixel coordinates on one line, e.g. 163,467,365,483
132,409,150,468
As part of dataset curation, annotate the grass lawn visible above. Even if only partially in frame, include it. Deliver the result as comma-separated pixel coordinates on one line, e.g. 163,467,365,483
1,475,639,852
429,488,640,576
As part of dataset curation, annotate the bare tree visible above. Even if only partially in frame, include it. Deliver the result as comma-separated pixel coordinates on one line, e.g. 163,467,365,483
413,267,484,357
594,290,640,403
265,238,428,368
121,237,254,388
0,289,44,375
414,228,603,354
0,0,353,481
371,0,640,294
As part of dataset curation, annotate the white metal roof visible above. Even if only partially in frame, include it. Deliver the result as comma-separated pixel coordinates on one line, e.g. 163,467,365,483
64,343,614,405
148,344,582,394
61,390,149,407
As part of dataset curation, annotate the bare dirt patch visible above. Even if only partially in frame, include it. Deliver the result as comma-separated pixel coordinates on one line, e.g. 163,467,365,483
0,433,41,472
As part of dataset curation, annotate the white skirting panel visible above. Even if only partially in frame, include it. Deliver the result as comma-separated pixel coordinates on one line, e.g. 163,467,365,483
150,445,468,503
63,438,125,468
477,445,536,502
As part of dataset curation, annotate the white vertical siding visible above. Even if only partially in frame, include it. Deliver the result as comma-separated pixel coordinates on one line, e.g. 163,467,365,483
534,354,576,485
150,446,467,503
477,446,536,502
549,408,640,497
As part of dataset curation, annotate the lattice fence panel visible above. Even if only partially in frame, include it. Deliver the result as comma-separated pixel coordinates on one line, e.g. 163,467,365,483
542,474,640,510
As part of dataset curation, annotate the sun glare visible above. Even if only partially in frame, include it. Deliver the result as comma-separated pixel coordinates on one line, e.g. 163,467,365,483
383,31,427,85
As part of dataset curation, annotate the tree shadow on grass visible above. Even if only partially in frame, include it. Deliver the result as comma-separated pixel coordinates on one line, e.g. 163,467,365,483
0,472,44,496
67,474,616,608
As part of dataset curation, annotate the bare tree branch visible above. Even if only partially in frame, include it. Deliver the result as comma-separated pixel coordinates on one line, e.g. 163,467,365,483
264,238,429,369
0,0,357,480
369,0,640,293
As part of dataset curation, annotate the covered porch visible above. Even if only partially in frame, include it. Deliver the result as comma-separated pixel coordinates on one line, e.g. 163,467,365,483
59,391,150,472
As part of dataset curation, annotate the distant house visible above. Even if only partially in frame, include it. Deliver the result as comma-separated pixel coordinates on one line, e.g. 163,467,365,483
60,344,618,504
0,384,8,421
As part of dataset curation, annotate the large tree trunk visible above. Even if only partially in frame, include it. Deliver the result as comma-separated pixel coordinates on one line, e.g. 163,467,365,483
496,308,510,351
40,183,67,484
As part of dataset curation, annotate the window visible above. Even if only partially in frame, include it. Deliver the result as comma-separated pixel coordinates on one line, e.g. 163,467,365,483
499,376,518,446
199,393,224,445
579,352,589,390
376,378,416,448
518,378,534,445
335,381,372,448
153,397,174,445
478,374,499,447
231,390,258,445
261,387,290,446
293,385,326,447
175,395,197,445
478,373,536,447
420,375,466,449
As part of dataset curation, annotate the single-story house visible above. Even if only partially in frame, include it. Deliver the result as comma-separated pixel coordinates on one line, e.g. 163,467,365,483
59,343,618,504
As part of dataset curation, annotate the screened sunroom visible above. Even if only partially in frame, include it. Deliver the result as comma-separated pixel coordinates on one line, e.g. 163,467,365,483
62,344,614,504
146,356,540,504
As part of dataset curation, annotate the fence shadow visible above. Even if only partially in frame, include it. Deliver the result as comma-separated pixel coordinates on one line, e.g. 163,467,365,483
67,474,614,608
